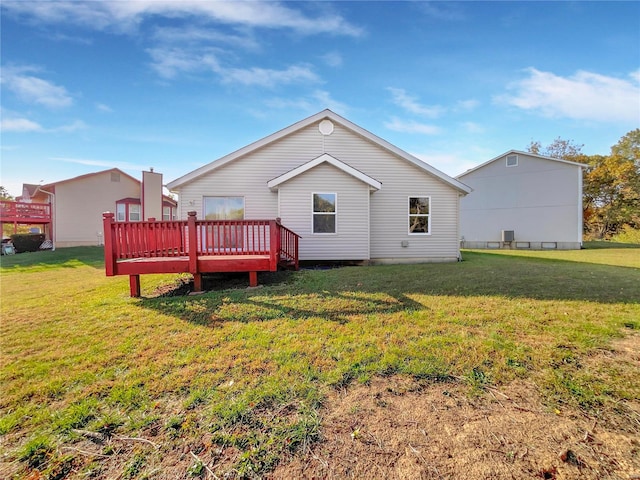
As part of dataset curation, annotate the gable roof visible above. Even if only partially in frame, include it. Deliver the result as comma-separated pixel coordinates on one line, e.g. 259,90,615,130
267,153,382,191
41,168,140,189
167,109,472,194
456,150,588,178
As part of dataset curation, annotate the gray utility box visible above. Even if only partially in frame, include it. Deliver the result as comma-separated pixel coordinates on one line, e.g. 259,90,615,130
501,230,515,242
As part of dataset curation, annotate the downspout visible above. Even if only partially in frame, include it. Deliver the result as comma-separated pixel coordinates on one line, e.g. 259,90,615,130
37,188,55,251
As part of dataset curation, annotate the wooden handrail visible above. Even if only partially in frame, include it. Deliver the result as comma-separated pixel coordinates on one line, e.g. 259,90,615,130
0,200,51,222
102,212,301,271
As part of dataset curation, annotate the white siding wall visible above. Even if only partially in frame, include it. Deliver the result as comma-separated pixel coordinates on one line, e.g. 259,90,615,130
459,154,583,248
175,121,462,261
278,162,370,260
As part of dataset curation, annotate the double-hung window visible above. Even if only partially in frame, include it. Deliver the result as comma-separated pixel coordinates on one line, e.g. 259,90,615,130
312,193,336,234
408,196,430,234
115,199,141,222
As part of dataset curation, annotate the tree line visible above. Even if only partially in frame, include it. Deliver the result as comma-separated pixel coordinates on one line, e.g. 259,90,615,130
528,129,640,240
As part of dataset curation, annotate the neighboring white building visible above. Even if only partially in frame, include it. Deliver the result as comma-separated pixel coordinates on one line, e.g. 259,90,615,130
457,150,587,250
167,109,472,263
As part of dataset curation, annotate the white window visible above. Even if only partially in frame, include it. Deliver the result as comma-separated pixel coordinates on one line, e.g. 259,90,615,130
506,154,518,167
408,196,430,234
162,206,177,221
313,193,336,234
116,203,126,222
129,204,141,222
116,200,140,222
203,196,244,220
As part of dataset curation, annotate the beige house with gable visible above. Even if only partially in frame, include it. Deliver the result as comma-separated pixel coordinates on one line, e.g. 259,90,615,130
19,168,176,248
167,109,472,263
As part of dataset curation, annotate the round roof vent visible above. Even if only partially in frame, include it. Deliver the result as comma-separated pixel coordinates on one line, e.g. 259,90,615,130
318,119,334,136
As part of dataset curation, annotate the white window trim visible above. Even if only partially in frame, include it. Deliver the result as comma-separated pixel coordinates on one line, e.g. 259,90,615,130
128,204,141,222
506,154,518,167
408,195,431,235
312,192,337,235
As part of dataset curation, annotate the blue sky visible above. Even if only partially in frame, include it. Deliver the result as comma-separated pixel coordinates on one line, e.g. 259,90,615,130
1,1,639,197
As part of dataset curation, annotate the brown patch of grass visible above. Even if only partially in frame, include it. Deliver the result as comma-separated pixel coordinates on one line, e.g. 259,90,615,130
272,336,640,479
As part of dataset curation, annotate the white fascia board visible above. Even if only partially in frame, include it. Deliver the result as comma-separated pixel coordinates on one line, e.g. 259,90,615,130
456,149,588,179
267,153,382,191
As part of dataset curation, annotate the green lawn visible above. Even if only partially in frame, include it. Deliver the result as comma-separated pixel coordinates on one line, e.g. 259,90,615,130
1,244,638,478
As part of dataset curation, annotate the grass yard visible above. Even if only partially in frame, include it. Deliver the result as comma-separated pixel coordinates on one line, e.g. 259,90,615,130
0,244,638,479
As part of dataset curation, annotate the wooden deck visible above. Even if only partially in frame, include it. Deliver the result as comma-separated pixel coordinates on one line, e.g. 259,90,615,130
103,211,300,296
0,200,51,234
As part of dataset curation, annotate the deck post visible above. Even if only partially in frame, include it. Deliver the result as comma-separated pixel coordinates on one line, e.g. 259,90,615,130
102,212,116,276
129,275,141,297
249,271,258,287
270,219,280,270
187,211,201,292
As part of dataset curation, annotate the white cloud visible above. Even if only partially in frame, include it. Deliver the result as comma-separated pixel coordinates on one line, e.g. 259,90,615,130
152,26,260,51
263,90,347,115
387,87,443,118
148,46,319,87
321,52,343,68
1,66,73,108
147,47,221,79
3,1,363,37
221,64,320,87
52,120,87,132
0,116,43,132
96,103,113,113
461,122,485,134
52,156,149,171
412,151,483,178
455,99,480,111
0,111,86,133
498,68,640,123
384,117,441,135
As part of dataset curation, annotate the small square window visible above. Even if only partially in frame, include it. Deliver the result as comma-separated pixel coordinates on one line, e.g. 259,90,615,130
506,155,518,167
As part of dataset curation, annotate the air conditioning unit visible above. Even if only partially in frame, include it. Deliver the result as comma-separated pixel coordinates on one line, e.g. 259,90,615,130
502,230,515,242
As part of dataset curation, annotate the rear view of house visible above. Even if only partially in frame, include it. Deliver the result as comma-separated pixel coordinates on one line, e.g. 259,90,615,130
167,109,471,263
457,151,586,250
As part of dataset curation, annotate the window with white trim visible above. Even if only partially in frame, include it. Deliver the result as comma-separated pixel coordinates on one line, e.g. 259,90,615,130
313,193,336,234
115,200,141,222
129,204,141,221
408,196,430,234
116,203,126,222
163,205,177,221
506,154,518,167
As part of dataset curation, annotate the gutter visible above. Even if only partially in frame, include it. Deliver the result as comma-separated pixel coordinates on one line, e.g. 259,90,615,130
36,187,55,251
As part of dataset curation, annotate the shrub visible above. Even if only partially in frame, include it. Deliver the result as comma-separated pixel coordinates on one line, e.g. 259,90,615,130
610,226,640,244
10,233,45,253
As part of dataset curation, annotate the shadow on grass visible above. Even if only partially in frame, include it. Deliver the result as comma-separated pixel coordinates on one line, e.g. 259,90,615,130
139,250,640,327
0,246,105,271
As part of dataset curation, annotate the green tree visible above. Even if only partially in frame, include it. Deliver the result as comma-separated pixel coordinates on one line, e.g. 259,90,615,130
527,137,584,161
527,131,640,240
0,186,14,201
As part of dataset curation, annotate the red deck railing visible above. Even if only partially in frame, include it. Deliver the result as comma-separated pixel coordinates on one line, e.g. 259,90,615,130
103,211,300,294
0,200,51,224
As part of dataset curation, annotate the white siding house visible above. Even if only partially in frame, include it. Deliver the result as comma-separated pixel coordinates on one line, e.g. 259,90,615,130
167,110,471,263
457,151,587,250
